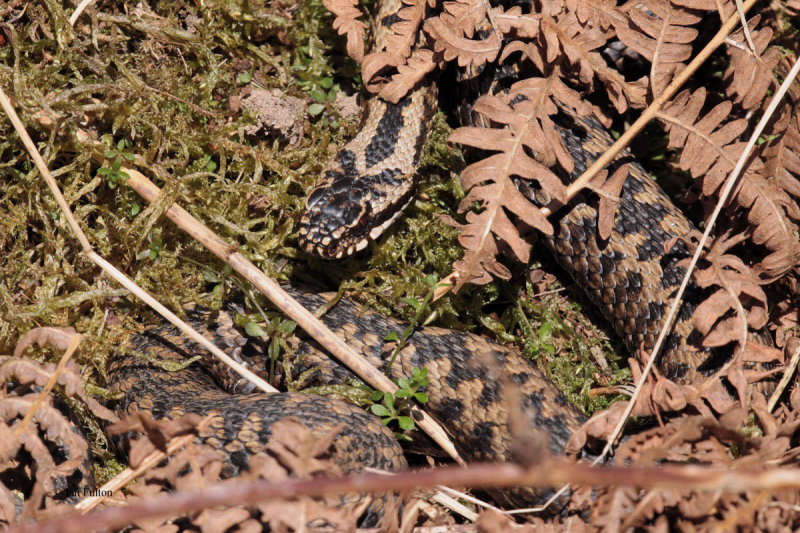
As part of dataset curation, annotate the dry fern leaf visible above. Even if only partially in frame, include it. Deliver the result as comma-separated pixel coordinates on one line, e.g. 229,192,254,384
118,417,372,532
670,0,732,14
548,11,647,112
723,16,781,110
0,358,95,519
759,111,800,278
566,0,619,29
0,355,117,423
659,88,800,279
491,4,542,38
423,1,502,69
612,0,703,96
445,77,570,288
592,406,800,530
376,49,437,103
669,230,768,350
361,0,430,92
323,0,367,62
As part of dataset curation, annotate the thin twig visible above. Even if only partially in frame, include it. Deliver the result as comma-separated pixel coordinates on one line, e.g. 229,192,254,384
69,0,98,26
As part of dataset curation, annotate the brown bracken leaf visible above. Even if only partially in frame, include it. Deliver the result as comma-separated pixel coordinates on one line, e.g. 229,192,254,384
723,16,781,110
446,76,571,288
612,0,702,96
0,357,95,525
322,0,367,62
669,230,768,353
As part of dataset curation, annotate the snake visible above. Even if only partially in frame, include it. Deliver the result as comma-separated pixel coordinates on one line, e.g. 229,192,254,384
103,0,776,524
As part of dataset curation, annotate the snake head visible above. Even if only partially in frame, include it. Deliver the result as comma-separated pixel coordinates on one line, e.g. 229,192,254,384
298,89,436,259
298,165,416,259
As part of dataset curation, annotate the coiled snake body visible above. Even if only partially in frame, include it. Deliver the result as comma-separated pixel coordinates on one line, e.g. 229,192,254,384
111,0,762,518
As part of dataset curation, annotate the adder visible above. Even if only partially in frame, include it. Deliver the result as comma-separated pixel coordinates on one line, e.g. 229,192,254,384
109,0,774,523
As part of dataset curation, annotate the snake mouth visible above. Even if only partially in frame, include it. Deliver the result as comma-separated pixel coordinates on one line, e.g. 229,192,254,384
298,192,414,259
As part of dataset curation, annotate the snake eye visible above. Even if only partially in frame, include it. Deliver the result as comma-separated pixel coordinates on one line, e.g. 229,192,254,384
350,204,372,234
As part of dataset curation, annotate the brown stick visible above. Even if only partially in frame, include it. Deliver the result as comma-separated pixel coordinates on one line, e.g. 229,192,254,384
12,456,800,533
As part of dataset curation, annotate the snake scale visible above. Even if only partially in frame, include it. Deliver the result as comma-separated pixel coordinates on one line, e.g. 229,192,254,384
107,0,768,521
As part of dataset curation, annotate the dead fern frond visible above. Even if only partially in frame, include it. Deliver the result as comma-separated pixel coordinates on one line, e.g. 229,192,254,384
322,0,367,62
658,88,749,192
612,0,703,96
112,416,371,532
723,16,781,110
376,49,437,103
565,0,619,29
659,87,800,279
0,357,96,524
555,12,647,112
445,76,570,288
362,0,430,92
424,15,500,68
670,230,768,353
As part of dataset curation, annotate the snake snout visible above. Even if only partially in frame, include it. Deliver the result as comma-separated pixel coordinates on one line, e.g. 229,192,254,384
299,188,374,259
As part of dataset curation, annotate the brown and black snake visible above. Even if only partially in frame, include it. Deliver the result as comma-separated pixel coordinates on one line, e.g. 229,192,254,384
104,0,776,522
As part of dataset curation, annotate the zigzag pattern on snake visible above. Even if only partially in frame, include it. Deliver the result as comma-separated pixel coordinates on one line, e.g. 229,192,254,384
109,0,773,520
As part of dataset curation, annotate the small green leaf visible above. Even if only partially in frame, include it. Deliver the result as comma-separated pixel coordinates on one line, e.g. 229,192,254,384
309,89,326,103
397,417,414,430
97,167,111,176
383,393,395,410
238,72,253,84
269,340,280,360
539,322,552,341
244,321,266,337
104,149,117,159
371,391,384,402
370,404,390,417
395,388,411,398
319,77,333,89
384,331,400,342
414,392,428,403
278,320,296,334
397,377,410,389
130,203,140,217
308,103,325,116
